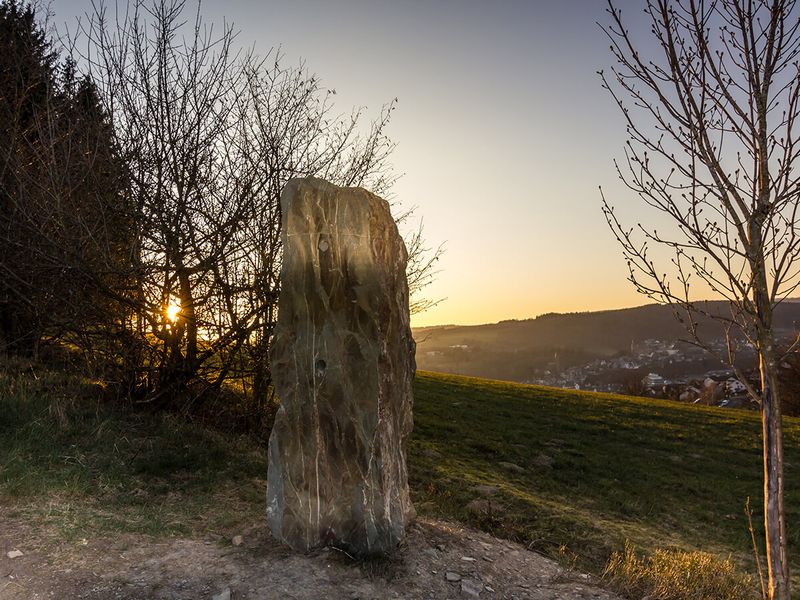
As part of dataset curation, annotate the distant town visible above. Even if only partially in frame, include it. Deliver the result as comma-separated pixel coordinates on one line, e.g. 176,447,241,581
414,303,800,413
421,337,770,409
523,338,757,409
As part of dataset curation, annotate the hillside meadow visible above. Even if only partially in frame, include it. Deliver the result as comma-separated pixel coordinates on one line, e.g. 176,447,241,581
408,373,799,579
1,363,797,591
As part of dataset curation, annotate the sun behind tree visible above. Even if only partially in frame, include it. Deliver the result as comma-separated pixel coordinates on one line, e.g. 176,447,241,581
165,297,181,324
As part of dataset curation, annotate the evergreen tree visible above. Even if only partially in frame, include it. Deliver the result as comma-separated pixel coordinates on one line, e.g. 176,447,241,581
0,0,57,354
0,1,133,365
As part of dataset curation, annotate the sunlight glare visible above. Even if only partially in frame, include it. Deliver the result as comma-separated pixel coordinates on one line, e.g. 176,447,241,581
165,296,181,323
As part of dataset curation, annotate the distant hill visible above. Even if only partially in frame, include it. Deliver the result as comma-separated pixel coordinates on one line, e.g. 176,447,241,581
413,301,800,382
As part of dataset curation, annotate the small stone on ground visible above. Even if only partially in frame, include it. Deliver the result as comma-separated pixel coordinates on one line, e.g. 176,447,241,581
212,587,231,600
466,498,505,516
471,484,499,496
421,448,443,459
461,578,483,597
498,461,526,474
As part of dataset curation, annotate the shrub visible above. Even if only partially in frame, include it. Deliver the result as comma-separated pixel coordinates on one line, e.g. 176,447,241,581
603,542,755,600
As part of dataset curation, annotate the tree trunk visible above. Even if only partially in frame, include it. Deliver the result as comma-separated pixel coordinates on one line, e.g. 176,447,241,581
177,268,197,375
751,172,790,598
755,259,790,599
759,334,791,600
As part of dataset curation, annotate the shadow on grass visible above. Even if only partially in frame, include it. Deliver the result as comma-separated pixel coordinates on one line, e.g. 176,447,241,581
0,362,268,539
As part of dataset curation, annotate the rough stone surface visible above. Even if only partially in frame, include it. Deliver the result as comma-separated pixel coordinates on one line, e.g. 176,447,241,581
267,177,416,557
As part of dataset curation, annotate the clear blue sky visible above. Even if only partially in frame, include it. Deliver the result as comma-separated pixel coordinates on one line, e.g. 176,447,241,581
52,0,653,326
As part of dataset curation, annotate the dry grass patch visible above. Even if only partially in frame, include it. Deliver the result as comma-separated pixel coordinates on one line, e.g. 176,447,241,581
603,542,756,600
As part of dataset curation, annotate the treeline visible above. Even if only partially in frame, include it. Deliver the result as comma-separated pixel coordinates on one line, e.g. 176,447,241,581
417,302,800,357
0,0,435,416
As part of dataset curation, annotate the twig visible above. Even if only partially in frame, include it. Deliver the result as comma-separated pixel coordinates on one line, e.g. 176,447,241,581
745,496,767,600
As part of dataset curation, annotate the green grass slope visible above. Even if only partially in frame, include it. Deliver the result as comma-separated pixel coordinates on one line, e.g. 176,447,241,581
0,365,268,538
409,371,800,581
1,364,797,586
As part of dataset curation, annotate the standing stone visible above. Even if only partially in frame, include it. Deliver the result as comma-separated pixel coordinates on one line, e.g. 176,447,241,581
267,177,416,556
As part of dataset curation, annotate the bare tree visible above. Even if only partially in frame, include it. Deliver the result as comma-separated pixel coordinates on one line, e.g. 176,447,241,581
79,0,261,400
600,2,800,597
403,219,444,315
78,0,441,408
0,1,133,366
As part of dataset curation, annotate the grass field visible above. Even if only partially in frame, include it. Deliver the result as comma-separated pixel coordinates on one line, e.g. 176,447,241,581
0,364,268,539
1,363,797,588
408,372,800,584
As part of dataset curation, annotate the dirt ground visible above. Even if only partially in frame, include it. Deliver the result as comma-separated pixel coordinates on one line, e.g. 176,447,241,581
0,510,622,600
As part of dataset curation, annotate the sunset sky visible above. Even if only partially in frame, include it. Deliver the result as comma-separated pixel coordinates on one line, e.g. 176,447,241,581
53,0,653,327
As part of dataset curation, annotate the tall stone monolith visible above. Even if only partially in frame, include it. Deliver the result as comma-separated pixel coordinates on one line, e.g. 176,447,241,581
266,177,416,556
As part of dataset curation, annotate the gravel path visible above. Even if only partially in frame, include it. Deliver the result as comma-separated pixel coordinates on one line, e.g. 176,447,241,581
0,512,622,600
